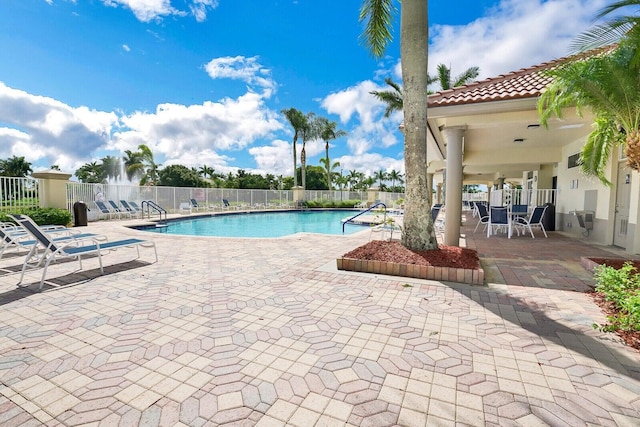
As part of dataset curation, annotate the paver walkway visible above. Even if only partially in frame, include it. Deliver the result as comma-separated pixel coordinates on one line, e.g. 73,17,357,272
0,213,638,426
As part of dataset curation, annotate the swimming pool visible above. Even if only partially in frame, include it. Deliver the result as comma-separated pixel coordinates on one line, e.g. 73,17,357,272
135,210,369,238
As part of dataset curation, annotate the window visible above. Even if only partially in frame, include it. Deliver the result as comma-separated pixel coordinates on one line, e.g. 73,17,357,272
568,153,580,169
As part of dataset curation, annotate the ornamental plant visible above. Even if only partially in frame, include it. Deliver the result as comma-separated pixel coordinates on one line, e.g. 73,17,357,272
593,262,640,332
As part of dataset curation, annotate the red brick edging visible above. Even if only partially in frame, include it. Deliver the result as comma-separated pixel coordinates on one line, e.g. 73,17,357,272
336,257,485,285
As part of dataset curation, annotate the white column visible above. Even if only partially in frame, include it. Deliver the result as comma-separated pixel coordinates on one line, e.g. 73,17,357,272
443,126,465,246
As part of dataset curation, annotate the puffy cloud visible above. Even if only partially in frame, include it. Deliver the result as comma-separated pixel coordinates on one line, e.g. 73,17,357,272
248,139,292,176
205,56,276,97
336,153,404,178
101,0,218,23
0,82,117,171
428,0,609,81
321,81,401,156
114,91,283,168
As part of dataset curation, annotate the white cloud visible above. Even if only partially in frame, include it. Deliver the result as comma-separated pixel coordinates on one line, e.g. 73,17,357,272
101,0,218,23
0,82,117,172
122,44,130,52
321,81,401,156
428,0,610,81
114,91,283,169
336,153,404,178
205,56,276,97
248,139,292,176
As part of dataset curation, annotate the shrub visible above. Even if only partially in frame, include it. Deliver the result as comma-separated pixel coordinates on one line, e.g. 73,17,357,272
593,262,640,332
0,207,72,227
305,200,362,209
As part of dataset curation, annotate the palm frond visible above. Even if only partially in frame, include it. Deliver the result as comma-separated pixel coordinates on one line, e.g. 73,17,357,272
580,117,620,185
359,0,396,58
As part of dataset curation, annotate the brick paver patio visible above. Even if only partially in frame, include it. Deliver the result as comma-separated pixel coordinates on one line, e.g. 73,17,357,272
0,213,639,426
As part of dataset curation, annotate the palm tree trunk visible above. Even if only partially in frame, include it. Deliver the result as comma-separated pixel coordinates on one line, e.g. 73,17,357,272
400,0,437,250
301,146,306,190
625,131,640,171
293,138,298,187
325,144,331,189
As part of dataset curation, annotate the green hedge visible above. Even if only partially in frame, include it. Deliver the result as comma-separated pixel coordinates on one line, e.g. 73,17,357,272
0,207,72,227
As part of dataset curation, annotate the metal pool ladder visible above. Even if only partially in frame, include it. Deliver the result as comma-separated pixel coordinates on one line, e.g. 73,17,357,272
342,202,387,233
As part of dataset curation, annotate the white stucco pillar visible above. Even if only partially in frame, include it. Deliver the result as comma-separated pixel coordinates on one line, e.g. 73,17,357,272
436,183,443,204
443,126,465,246
32,169,72,209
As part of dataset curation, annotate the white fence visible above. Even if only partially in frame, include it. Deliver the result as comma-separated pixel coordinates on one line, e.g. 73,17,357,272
0,176,42,211
490,189,557,208
65,183,400,220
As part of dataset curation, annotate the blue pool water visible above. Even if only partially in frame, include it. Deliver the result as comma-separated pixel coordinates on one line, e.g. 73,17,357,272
136,210,368,238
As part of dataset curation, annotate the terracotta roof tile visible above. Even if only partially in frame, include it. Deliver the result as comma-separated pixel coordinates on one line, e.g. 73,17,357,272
427,47,614,107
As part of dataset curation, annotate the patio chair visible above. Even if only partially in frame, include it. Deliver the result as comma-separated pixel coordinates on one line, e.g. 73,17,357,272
11,214,157,291
514,205,548,238
487,206,511,238
95,200,120,220
473,203,490,233
190,198,206,211
108,200,132,219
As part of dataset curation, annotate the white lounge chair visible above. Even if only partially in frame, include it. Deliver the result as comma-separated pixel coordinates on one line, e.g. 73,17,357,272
0,225,101,261
11,214,157,291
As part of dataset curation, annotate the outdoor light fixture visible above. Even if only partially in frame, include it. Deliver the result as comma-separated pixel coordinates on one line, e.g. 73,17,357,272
513,138,525,143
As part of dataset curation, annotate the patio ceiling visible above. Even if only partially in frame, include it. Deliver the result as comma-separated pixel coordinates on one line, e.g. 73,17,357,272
426,98,593,184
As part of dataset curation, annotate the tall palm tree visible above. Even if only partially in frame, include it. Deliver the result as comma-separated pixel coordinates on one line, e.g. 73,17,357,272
374,169,388,188
388,169,404,190
361,0,434,250
199,165,215,180
282,108,307,187
299,112,318,190
123,149,145,182
138,144,161,186
317,117,347,189
319,158,341,189
538,44,640,184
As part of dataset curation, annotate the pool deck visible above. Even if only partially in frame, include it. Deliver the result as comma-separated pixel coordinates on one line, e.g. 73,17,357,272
0,212,639,426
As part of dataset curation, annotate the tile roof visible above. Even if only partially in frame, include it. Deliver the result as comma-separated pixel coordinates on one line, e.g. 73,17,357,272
427,47,614,107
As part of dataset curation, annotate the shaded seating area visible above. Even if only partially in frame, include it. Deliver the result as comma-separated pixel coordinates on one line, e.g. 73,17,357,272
12,214,157,291
473,203,490,233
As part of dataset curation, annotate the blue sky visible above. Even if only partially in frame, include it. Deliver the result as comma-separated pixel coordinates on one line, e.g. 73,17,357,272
0,0,610,181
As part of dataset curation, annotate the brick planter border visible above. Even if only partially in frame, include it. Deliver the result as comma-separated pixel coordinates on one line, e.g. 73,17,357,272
337,257,484,285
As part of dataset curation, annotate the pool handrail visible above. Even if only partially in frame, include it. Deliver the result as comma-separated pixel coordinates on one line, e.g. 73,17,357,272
342,202,387,233
141,200,167,223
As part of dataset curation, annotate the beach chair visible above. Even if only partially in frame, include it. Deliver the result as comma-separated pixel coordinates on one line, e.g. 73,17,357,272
95,200,120,220
179,202,192,214
0,226,101,261
190,199,203,211
108,200,132,219
11,214,157,291
120,200,142,218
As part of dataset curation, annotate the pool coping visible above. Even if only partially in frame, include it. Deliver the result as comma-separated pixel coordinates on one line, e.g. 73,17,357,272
336,256,485,285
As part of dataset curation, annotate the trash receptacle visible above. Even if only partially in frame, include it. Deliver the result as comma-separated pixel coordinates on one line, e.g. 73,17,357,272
73,201,88,227
542,202,555,231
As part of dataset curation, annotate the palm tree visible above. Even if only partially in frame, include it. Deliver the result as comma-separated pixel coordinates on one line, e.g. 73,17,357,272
435,63,480,90
123,149,145,182
374,169,388,188
319,158,341,189
371,77,404,118
538,44,640,184
138,144,161,186
388,169,404,191
299,112,318,190
75,161,106,183
282,108,307,187
370,64,479,117
199,165,215,180
361,0,434,250
570,0,640,65
0,156,33,177
317,117,347,189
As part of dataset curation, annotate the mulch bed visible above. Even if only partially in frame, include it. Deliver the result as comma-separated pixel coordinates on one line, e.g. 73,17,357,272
342,240,481,269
